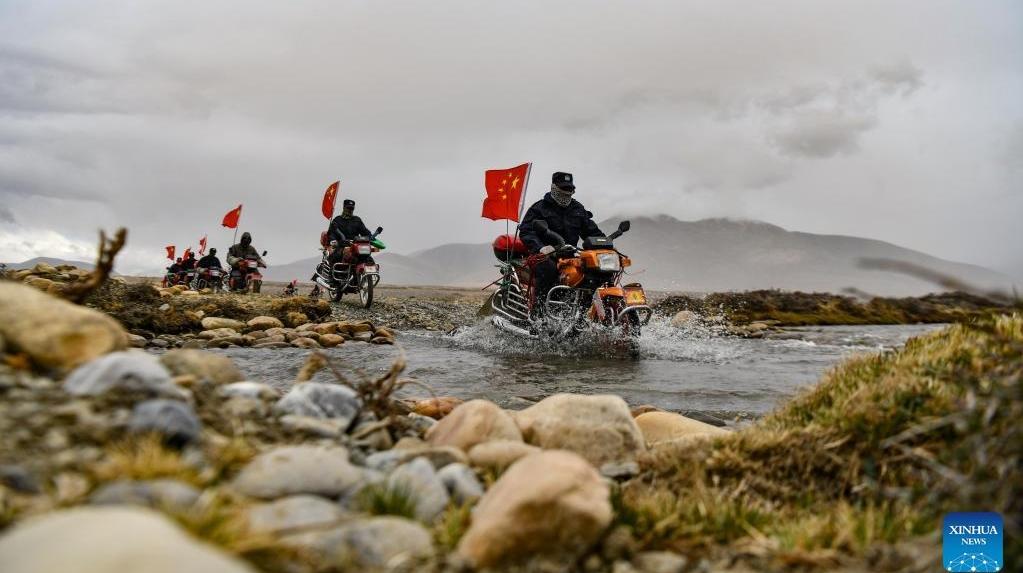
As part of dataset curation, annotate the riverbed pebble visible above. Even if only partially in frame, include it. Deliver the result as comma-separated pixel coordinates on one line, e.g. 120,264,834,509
273,382,361,425
285,516,434,569
514,393,646,466
233,445,364,499
128,399,202,446
633,411,729,446
467,440,542,472
245,494,346,535
425,399,522,451
160,349,243,385
437,462,484,504
386,457,450,522
63,351,183,399
89,479,200,511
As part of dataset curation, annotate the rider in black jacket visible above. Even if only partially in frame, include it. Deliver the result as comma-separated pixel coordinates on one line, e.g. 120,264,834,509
327,199,374,266
520,172,604,305
197,248,222,269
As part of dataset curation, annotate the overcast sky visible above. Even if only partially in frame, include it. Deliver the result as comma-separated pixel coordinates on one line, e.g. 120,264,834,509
1,0,1021,277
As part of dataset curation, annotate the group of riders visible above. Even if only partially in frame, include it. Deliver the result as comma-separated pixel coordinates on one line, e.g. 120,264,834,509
162,171,647,338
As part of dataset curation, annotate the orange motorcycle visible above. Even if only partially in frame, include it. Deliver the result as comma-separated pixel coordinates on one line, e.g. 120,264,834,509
488,220,652,340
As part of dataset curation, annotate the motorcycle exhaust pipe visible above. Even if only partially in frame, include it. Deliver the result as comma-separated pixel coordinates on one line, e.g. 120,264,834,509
313,276,333,291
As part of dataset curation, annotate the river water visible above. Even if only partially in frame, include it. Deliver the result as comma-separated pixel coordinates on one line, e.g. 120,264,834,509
220,319,944,421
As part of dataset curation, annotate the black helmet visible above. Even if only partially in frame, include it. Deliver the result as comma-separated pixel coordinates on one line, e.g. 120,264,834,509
209,248,217,256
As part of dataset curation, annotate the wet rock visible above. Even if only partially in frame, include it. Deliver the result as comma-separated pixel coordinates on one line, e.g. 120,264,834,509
206,335,245,348
467,440,541,472
291,337,321,349
247,316,284,331
246,495,345,535
425,399,522,451
319,333,345,347
233,445,363,499
252,341,291,349
197,328,238,340
457,451,612,568
274,382,360,425
89,479,200,511
286,516,433,570
515,393,646,467
412,396,463,419
370,336,394,345
64,351,183,399
633,411,729,446
437,463,484,504
632,551,688,573
200,316,245,331
148,338,171,348
0,282,127,370
129,399,202,447
0,506,255,573
219,381,279,401
160,349,243,385
387,457,450,522
312,322,338,335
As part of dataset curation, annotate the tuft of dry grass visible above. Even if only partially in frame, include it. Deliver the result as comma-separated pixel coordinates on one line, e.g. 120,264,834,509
356,481,418,519
433,502,474,551
626,314,1022,566
90,435,203,486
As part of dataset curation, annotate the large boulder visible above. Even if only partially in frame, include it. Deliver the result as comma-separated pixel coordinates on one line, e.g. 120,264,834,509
200,317,245,331
160,349,244,385
425,399,521,451
233,445,364,499
0,506,254,573
63,351,184,399
514,394,645,467
457,451,612,568
274,383,361,426
0,282,127,370
285,516,433,570
467,440,541,473
633,411,730,446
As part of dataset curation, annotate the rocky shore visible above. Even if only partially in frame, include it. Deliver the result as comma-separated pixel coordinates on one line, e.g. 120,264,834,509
1,263,1019,572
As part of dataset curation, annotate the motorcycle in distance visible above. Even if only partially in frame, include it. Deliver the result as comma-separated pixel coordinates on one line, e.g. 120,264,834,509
488,220,652,343
311,227,384,308
190,266,224,292
228,251,267,294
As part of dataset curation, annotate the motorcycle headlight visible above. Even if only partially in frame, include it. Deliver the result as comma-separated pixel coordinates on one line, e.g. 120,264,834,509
597,253,621,272
358,245,372,255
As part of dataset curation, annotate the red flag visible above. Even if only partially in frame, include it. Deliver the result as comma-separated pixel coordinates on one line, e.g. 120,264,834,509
165,245,175,261
198,235,208,255
322,181,340,219
182,247,192,261
482,163,530,222
221,204,242,228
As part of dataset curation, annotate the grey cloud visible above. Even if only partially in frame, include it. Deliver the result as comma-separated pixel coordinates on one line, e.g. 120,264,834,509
0,206,14,224
870,61,925,97
771,111,877,158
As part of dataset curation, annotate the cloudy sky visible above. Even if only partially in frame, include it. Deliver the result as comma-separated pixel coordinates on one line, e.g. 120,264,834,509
1,0,1021,277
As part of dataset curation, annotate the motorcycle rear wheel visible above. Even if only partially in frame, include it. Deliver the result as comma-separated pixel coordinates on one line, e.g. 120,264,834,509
359,275,373,308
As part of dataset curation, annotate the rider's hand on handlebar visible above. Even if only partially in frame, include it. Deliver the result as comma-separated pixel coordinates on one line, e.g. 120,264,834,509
539,245,555,256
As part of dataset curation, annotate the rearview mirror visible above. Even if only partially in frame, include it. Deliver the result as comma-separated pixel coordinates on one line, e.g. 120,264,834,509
375,226,383,235
261,250,268,256
618,220,631,233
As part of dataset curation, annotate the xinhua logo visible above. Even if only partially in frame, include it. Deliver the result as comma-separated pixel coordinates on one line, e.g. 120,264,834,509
943,512,1003,572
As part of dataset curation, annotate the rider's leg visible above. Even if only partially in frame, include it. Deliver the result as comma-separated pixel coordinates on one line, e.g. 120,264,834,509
533,259,558,311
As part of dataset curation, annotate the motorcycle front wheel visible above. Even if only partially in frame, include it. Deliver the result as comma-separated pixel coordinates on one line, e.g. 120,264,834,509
250,279,262,294
359,275,373,308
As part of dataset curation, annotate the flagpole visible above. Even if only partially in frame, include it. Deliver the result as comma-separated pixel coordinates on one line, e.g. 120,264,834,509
512,162,533,242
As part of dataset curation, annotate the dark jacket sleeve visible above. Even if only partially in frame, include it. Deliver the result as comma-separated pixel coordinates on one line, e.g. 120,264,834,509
327,217,346,244
354,217,372,238
582,211,603,239
518,203,546,252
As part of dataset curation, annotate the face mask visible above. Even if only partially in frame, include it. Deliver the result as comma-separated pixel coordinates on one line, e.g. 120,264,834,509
551,184,574,207
342,208,354,218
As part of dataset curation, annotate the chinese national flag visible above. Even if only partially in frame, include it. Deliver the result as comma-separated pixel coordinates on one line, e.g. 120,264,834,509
221,204,242,228
166,245,176,260
182,248,192,261
482,163,530,222
322,181,340,219
198,235,208,255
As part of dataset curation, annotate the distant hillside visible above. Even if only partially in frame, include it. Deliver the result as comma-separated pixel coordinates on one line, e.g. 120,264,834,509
265,217,1016,296
2,257,96,271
